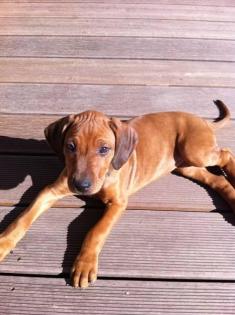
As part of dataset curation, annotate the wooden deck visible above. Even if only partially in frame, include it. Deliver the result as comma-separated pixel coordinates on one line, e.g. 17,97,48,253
0,0,235,313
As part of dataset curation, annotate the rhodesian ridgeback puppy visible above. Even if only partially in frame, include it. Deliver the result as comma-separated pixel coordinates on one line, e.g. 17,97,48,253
0,100,234,288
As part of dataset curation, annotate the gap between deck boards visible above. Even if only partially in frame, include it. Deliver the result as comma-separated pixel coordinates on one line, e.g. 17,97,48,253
1,272,235,285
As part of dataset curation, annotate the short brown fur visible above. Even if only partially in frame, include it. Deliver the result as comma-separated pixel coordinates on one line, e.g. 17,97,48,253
0,100,234,288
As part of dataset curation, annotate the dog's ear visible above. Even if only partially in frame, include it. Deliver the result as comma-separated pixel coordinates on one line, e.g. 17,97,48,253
109,117,138,170
44,115,75,160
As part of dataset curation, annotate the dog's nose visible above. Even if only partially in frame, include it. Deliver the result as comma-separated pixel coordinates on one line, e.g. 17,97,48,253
73,178,91,192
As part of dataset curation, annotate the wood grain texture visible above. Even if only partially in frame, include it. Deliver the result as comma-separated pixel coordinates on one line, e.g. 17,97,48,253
1,0,235,6
2,36,235,62
1,276,235,315
1,58,235,86
1,3,235,21
1,18,235,39
0,154,231,211
1,84,235,116
0,208,235,280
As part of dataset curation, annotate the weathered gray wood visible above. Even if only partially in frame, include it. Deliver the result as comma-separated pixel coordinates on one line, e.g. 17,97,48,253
2,36,235,62
1,0,235,6
1,18,235,39
0,151,232,211
1,58,235,86
0,208,235,280
1,276,235,315
1,85,235,117
1,3,235,21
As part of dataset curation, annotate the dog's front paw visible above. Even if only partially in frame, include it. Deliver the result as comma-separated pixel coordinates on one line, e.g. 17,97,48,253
0,237,14,261
71,252,98,288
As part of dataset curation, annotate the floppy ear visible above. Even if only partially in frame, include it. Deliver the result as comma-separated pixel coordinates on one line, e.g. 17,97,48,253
109,117,138,170
44,115,75,160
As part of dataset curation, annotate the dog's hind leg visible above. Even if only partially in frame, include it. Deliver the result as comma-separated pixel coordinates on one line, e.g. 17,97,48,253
175,166,235,212
215,148,235,188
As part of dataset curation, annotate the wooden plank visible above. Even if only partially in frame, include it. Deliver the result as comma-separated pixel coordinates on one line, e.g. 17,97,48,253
1,58,235,87
1,0,235,6
1,3,235,21
1,276,235,315
1,84,235,117
2,36,235,62
0,154,231,211
1,18,235,39
0,208,235,280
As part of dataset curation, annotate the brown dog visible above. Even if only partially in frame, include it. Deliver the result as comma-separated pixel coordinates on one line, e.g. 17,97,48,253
0,100,234,288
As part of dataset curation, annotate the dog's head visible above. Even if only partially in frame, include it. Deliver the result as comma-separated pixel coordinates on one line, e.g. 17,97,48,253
44,111,138,195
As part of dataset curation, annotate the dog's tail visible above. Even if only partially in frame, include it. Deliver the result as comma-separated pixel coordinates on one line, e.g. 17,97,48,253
211,100,231,129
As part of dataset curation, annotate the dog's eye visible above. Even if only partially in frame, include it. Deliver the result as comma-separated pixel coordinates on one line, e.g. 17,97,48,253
99,146,110,155
67,142,76,152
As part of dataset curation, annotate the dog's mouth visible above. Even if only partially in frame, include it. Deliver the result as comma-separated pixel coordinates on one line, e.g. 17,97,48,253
74,187,94,196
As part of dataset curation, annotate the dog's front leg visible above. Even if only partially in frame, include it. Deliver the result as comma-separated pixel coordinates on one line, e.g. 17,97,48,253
71,198,127,288
0,168,72,261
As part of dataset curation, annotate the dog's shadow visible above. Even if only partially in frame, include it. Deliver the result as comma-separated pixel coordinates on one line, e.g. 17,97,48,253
61,204,105,284
0,136,63,231
0,135,234,284
173,167,235,226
